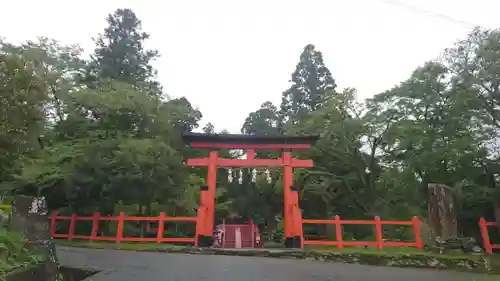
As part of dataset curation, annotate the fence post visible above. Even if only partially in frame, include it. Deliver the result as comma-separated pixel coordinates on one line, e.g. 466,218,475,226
49,212,57,238
157,212,165,243
334,215,343,250
412,216,423,250
374,216,384,250
90,212,100,241
479,218,493,255
68,214,76,241
116,212,125,244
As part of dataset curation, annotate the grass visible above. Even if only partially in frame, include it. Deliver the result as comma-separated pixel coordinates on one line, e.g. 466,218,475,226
490,255,500,275
0,229,44,276
471,274,500,281
304,244,484,259
58,239,486,260
305,245,500,280
471,277,500,281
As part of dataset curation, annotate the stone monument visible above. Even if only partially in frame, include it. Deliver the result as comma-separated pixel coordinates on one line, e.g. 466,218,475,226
10,195,62,281
427,183,458,239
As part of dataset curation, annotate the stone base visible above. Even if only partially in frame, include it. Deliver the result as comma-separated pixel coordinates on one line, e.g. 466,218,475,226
196,235,213,247
284,236,302,248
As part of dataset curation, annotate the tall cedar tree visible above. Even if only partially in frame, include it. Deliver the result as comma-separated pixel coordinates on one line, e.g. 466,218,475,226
87,9,160,91
280,44,336,124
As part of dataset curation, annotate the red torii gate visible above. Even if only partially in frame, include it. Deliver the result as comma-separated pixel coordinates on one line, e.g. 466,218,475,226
182,133,318,248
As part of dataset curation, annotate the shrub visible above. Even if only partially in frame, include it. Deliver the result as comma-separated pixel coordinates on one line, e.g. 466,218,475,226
0,229,44,275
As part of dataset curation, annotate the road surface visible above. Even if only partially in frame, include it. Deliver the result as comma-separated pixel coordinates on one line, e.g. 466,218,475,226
57,246,480,281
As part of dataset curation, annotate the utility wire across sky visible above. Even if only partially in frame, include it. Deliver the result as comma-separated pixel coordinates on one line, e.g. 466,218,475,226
377,0,486,29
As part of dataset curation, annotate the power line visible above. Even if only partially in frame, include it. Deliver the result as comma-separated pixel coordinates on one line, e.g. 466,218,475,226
377,0,485,29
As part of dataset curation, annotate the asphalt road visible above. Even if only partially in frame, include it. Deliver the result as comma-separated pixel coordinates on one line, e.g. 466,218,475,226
57,246,480,281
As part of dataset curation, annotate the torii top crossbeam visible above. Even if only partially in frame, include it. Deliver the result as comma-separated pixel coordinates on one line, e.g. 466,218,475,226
182,133,319,168
182,132,319,150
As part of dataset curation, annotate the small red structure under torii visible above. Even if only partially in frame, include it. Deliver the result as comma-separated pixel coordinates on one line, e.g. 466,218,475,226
182,132,319,248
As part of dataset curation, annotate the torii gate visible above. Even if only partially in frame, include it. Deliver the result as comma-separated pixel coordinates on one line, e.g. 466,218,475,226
182,133,318,248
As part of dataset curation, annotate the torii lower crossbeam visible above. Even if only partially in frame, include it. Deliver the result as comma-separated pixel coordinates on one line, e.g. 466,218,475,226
186,157,313,168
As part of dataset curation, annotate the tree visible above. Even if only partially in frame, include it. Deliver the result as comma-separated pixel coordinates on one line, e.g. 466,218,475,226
241,101,280,135
18,81,184,217
110,138,187,214
1,37,86,124
86,8,160,93
5,20,500,244
203,122,216,134
442,27,500,233
0,54,48,188
286,90,373,222
162,97,202,134
280,44,337,125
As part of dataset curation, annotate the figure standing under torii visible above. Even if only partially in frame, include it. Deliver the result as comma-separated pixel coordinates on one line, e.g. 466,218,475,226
182,132,318,248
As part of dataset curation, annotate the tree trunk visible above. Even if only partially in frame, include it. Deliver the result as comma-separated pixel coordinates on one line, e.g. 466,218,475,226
173,208,179,234
494,200,500,235
98,202,114,236
138,204,145,238
325,207,335,239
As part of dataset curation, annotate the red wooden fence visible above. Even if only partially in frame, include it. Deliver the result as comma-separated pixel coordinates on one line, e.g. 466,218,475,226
49,212,198,246
49,212,500,253
302,216,423,250
479,217,500,254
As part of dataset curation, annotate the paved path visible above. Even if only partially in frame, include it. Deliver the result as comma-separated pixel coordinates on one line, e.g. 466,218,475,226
57,246,480,281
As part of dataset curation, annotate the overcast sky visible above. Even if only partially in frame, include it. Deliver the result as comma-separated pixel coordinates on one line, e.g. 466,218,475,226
1,0,500,133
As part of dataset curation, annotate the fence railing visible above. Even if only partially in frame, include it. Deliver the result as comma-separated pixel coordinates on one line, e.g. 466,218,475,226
49,212,197,246
479,217,500,254
302,215,423,250
55,212,500,253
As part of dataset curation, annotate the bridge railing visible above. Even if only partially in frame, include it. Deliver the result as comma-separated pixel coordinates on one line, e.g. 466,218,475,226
49,212,198,246
302,216,423,250
479,217,500,254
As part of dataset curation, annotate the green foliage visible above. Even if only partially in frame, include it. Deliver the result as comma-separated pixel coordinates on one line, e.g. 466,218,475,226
1,8,500,245
239,35,500,241
1,37,86,124
0,205,11,214
0,230,44,275
0,53,49,186
242,101,280,136
163,97,203,134
0,9,200,225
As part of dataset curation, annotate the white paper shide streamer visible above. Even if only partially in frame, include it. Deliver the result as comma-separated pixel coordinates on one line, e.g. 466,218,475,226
227,168,233,183
265,169,272,183
238,169,243,184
